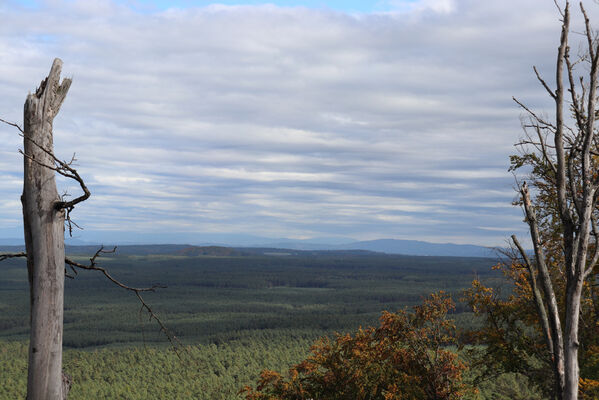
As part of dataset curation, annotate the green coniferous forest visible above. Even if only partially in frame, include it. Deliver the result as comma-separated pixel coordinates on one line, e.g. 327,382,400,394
0,248,532,399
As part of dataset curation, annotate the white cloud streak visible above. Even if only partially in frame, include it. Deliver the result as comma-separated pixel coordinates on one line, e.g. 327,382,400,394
0,0,589,245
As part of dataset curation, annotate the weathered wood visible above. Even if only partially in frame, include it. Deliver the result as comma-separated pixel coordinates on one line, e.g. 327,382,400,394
22,58,71,400
520,182,565,398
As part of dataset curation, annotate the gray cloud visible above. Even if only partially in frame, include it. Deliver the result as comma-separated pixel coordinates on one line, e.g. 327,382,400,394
0,0,586,245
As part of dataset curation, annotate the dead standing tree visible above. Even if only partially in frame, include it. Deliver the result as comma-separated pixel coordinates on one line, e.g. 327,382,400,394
0,59,175,399
511,2,599,399
21,58,73,400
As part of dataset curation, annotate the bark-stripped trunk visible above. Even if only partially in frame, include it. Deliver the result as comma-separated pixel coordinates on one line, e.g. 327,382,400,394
23,58,71,400
564,278,584,400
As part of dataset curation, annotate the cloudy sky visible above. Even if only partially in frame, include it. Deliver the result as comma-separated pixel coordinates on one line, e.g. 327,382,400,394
0,0,591,246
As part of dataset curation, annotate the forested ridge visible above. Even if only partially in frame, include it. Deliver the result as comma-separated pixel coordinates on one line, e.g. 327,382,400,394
0,250,518,399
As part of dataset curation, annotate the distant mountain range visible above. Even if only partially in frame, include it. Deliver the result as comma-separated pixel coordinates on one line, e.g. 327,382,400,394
0,237,499,258
255,238,497,257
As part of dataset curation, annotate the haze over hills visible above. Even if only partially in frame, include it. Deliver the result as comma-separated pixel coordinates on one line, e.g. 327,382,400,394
0,236,498,258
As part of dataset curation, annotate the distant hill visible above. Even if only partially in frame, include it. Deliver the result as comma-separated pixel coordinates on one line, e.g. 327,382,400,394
0,238,502,258
256,238,497,258
337,239,497,258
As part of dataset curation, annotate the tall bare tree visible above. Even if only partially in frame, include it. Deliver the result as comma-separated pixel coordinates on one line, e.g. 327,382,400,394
511,2,599,399
21,58,74,400
0,59,173,400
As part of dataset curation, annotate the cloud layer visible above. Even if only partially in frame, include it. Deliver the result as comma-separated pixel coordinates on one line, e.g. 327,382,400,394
0,0,587,245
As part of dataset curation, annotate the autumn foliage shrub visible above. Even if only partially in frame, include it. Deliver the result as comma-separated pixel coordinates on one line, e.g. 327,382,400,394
242,292,471,400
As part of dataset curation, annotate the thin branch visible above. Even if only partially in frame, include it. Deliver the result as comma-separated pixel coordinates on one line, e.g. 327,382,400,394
64,246,183,355
567,154,584,217
511,234,554,360
0,252,26,261
64,247,163,293
534,66,557,99
554,0,564,19
3,117,90,238
0,251,77,280
134,290,182,356
574,1,599,280
0,118,24,134
0,246,183,353
18,132,90,236
522,123,556,133
515,139,599,158
513,97,558,130
20,134,90,210
554,0,573,229
525,124,558,175
520,181,565,377
581,2,596,63
565,47,586,133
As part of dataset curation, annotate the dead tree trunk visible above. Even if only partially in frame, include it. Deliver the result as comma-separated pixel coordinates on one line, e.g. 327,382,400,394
22,58,71,400
0,58,171,399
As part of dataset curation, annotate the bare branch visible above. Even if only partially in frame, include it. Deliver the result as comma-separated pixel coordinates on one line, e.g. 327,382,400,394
535,124,557,175
565,47,586,132
567,154,584,217
581,2,596,63
19,134,91,210
16,130,91,236
0,252,26,262
534,66,557,99
0,246,182,353
64,247,163,293
554,1,573,238
134,291,183,356
513,97,558,130
511,234,554,359
0,118,24,134
64,246,183,354
520,181,565,379
554,0,564,18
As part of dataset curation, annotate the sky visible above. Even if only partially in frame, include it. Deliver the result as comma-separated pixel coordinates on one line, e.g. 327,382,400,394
10,0,429,13
0,0,592,246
